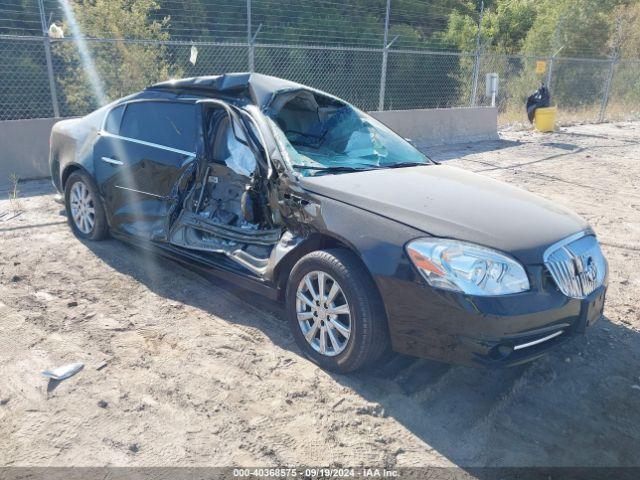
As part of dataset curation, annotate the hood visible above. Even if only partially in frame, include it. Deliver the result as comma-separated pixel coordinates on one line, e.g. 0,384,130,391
300,165,589,264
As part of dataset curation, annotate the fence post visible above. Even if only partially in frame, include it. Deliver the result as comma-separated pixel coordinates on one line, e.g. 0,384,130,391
247,0,254,72
377,0,391,111
469,0,484,107
37,0,60,117
598,17,622,123
546,47,564,89
545,56,554,87
598,57,617,123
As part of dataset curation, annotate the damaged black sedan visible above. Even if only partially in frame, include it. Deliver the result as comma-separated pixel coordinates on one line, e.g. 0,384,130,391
49,73,608,372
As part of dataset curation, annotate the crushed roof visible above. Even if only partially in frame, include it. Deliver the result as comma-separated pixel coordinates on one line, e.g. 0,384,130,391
149,72,306,108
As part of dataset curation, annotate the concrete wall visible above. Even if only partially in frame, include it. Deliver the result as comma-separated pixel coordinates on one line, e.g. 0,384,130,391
0,107,498,183
0,117,60,187
369,107,498,146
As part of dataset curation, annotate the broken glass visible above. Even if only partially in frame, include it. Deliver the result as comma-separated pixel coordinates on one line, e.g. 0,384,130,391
220,122,257,178
266,92,431,176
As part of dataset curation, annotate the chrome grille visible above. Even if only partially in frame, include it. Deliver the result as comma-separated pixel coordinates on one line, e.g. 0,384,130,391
544,233,607,299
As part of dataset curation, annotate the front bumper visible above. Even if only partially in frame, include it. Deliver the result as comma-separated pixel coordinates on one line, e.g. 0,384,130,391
377,264,607,368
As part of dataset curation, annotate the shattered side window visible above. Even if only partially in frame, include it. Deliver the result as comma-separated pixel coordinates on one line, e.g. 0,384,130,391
221,123,257,177
209,113,257,178
266,92,430,176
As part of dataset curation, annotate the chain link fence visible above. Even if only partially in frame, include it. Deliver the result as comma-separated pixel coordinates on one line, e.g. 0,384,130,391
608,60,640,122
0,36,54,119
255,46,383,111
1,1,639,125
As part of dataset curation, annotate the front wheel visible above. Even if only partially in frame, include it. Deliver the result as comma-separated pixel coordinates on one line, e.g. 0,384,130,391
285,249,389,373
64,171,108,240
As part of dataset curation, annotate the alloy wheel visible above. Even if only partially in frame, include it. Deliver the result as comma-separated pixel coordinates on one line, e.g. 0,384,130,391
69,181,96,234
296,270,351,356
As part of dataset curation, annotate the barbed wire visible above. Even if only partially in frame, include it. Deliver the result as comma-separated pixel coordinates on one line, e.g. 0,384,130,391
8,0,475,52
6,0,632,58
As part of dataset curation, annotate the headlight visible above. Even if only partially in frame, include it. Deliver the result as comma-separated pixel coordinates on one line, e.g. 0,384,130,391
406,238,530,296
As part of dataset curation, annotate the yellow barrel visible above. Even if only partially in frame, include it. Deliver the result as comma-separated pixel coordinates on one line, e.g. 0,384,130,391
534,106,557,132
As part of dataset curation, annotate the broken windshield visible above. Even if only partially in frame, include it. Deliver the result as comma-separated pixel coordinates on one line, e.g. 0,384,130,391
265,91,431,176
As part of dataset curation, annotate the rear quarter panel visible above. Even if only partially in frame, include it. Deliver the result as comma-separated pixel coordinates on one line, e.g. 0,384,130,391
50,108,107,191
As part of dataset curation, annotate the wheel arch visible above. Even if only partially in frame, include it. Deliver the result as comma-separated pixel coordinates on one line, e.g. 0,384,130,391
273,232,385,311
61,163,92,190
281,233,392,371
274,233,347,296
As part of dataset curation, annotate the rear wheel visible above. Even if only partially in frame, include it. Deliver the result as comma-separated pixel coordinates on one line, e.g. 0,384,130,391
286,249,389,373
64,171,108,240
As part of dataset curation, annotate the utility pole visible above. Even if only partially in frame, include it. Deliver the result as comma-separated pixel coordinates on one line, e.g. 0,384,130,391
37,0,60,117
469,0,484,107
377,0,392,111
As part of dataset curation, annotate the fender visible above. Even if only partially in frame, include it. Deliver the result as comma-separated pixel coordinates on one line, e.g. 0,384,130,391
61,162,95,190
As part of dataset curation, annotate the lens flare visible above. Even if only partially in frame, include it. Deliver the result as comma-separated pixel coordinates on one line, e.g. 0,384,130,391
58,0,108,106
59,1,164,286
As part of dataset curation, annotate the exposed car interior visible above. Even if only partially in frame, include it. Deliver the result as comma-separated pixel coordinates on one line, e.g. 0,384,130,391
168,103,281,275
198,109,258,226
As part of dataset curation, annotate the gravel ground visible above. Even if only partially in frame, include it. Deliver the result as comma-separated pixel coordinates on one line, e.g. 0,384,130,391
0,121,639,468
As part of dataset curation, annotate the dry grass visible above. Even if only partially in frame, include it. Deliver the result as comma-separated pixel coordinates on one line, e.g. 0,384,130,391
8,173,22,217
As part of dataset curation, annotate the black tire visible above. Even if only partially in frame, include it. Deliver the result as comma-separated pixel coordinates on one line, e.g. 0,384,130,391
64,170,108,241
285,248,389,373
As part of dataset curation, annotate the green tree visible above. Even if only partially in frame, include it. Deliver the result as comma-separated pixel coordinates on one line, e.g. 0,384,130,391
54,0,178,115
609,3,640,59
520,0,625,112
520,0,619,58
606,4,640,115
440,0,536,54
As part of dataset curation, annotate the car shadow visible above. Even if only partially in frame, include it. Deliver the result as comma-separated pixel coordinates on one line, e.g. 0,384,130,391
343,317,640,469
420,139,522,163
83,238,640,470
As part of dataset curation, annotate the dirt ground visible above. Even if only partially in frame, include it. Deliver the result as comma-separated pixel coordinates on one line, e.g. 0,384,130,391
1,121,639,469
